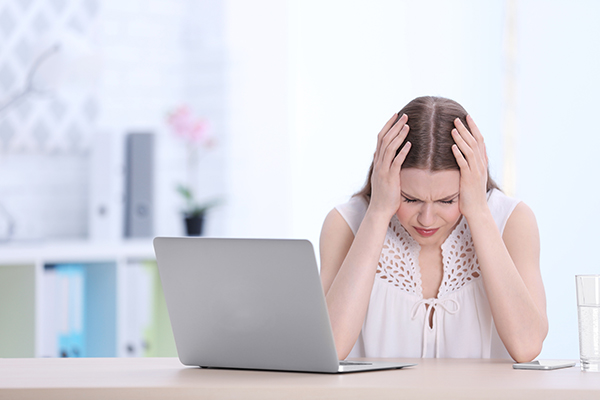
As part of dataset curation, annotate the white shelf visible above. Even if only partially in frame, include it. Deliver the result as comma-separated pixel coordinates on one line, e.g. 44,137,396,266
0,238,176,358
0,239,155,265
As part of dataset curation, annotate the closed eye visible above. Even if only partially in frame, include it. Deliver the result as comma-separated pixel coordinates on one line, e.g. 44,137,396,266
402,192,459,204
402,196,457,204
439,199,456,205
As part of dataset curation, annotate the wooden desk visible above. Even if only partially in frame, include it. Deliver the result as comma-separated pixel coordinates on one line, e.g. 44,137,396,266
1,357,598,399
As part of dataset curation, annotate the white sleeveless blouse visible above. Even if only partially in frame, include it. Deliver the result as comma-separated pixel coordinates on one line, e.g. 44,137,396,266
334,189,520,359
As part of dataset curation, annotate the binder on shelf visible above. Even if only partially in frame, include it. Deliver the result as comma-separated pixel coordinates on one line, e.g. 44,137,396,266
144,260,177,357
121,261,176,357
42,263,118,358
85,262,117,357
54,264,87,358
124,132,155,238
41,267,57,358
122,261,153,357
88,131,125,242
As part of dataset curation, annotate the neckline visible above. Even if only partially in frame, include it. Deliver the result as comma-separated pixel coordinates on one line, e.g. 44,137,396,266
391,214,469,300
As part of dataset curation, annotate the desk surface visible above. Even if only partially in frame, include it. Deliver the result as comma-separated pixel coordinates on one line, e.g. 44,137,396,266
1,357,598,400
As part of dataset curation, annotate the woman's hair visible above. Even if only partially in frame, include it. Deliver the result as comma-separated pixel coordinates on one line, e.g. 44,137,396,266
355,96,500,200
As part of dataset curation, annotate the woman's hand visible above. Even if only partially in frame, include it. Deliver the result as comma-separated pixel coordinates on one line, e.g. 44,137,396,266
369,113,412,219
451,115,490,220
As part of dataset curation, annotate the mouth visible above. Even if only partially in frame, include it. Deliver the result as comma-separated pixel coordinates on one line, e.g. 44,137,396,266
414,227,439,237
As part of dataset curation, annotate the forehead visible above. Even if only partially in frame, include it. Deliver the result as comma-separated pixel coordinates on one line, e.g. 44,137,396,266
400,168,460,198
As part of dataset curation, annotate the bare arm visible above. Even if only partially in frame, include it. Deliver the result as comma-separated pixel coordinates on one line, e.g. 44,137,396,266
320,113,412,359
320,207,392,359
467,202,547,362
452,116,547,362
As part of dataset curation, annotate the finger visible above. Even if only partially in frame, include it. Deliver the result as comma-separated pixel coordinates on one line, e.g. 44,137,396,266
453,118,486,168
377,113,407,148
466,115,484,144
451,144,469,170
451,128,475,168
392,141,412,173
379,113,401,136
375,113,400,160
376,114,408,164
383,124,410,167
375,114,399,161
483,141,489,166
466,114,487,161
454,118,478,150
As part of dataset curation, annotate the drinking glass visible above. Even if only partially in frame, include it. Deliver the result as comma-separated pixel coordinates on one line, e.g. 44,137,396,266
576,275,600,372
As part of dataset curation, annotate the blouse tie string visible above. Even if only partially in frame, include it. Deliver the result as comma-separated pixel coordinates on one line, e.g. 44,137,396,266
410,298,461,358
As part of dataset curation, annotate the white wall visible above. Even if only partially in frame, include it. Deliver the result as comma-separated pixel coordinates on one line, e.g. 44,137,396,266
514,0,600,360
223,0,293,238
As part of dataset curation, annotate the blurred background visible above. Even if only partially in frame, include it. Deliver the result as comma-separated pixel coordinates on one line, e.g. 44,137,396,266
0,0,598,360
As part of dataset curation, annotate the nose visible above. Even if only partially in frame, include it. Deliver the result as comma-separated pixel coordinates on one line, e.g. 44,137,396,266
417,203,435,227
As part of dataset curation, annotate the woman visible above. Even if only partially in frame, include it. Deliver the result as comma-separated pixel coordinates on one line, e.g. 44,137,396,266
319,96,547,362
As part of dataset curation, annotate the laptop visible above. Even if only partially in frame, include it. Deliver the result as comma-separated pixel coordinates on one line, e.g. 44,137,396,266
153,237,416,373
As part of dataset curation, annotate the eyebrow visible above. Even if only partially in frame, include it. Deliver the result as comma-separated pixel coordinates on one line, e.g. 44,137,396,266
401,191,459,202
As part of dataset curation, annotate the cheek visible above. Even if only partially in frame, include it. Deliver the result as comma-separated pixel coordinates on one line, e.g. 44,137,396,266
395,203,414,224
443,205,462,223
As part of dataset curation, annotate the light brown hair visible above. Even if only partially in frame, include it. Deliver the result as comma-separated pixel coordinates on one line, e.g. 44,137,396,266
355,96,499,200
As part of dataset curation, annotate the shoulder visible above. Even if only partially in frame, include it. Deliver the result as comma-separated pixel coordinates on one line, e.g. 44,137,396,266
321,195,368,251
487,189,521,214
321,207,351,237
319,207,356,291
499,201,541,279
503,201,539,245
487,189,522,235
486,189,538,244
320,197,368,269
334,195,369,235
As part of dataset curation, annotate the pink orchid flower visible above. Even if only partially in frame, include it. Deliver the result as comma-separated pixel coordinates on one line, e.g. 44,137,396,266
168,105,210,145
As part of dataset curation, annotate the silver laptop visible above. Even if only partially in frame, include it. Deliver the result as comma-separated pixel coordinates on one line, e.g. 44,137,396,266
153,237,416,373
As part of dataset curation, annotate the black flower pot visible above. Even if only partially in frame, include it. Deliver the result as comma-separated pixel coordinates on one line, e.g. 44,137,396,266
184,214,205,236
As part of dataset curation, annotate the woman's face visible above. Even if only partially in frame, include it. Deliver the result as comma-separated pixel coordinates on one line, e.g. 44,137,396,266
396,168,462,248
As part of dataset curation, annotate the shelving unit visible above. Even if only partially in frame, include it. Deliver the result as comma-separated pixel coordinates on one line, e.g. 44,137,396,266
0,240,176,358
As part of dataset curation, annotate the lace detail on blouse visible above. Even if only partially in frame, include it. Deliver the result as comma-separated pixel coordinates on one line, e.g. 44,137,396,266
374,216,481,298
439,218,480,297
376,217,422,296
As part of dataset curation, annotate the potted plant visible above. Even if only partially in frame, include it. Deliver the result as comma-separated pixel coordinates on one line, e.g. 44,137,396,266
167,105,221,236
176,184,220,236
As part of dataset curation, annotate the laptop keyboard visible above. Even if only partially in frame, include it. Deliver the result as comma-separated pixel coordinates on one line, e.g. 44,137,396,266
339,361,373,366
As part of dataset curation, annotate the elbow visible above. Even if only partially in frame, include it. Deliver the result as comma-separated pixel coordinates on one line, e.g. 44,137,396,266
332,330,357,360
512,351,540,364
509,320,548,363
337,350,350,361
335,340,353,361
509,340,544,363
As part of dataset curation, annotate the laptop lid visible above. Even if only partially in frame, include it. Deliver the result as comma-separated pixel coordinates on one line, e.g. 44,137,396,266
153,237,341,373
